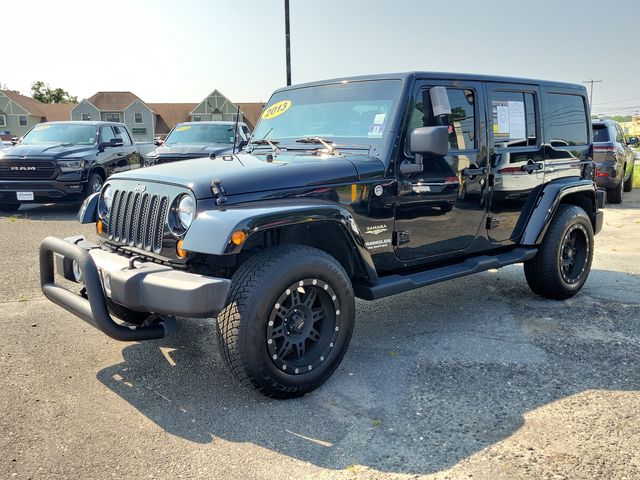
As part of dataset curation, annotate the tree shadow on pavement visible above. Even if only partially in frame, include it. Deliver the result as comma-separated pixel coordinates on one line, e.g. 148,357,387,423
96,266,640,475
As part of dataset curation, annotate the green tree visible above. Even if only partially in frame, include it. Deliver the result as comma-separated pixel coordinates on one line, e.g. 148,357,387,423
31,81,77,104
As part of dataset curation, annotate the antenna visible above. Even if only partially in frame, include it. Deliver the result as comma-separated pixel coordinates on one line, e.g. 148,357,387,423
232,104,241,155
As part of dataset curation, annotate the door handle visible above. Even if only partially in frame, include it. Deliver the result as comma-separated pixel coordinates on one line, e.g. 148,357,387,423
521,160,543,174
117,152,125,157
462,167,487,178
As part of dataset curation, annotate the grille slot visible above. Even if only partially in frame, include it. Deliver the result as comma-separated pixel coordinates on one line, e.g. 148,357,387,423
108,189,169,253
0,160,56,179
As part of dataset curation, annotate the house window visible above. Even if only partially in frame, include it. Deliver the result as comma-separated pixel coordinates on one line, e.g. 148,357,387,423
0,115,6,127
193,115,201,122
19,115,28,126
134,112,143,124
82,113,91,121
105,112,121,122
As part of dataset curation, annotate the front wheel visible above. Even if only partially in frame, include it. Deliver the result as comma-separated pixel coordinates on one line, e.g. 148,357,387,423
524,204,594,300
217,245,355,398
86,173,104,197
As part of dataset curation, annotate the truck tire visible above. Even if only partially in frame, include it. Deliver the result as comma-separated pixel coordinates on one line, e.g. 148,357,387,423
607,178,623,204
217,245,355,398
0,203,20,212
623,170,633,192
86,172,104,198
524,204,594,300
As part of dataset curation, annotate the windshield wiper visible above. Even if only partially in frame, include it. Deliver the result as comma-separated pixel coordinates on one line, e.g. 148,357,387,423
295,137,338,155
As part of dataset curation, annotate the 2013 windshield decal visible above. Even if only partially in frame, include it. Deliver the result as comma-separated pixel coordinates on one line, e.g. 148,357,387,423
261,100,292,120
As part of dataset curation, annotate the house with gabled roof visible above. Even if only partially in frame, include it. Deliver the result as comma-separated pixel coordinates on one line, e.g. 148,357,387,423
0,90,72,138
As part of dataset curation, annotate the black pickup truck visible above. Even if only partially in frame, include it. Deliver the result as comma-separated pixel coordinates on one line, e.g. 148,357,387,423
0,121,141,211
40,72,604,398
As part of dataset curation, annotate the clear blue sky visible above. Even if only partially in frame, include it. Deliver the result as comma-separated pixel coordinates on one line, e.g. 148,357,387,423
3,0,639,115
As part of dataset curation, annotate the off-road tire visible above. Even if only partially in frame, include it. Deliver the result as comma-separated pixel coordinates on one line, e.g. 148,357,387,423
623,170,633,192
524,204,594,300
607,178,623,204
0,203,20,212
217,245,355,398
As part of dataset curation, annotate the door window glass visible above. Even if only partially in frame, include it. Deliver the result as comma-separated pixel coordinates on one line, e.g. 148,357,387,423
491,91,537,148
544,93,588,146
100,126,116,143
406,87,476,152
114,126,132,146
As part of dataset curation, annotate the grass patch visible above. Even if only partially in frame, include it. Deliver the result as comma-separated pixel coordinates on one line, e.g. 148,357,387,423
634,164,640,188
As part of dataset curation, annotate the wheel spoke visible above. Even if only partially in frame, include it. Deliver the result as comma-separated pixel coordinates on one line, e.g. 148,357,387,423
290,288,302,307
271,325,285,339
295,341,306,359
308,328,321,344
277,340,292,359
303,288,317,308
311,307,325,322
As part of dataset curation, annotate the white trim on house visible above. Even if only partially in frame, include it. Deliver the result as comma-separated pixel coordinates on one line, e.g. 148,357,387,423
134,112,143,124
18,115,27,126
122,99,155,114
71,98,100,115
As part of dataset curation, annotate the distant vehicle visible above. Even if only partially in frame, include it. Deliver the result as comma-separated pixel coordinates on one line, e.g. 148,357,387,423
0,121,141,212
144,121,251,166
0,141,12,149
592,119,636,203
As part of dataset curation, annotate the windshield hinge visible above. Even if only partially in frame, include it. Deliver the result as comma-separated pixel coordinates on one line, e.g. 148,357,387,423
211,179,227,205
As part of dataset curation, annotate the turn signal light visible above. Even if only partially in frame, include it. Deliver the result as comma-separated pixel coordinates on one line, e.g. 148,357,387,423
231,230,247,246
96,219,103,235
176,239,187,258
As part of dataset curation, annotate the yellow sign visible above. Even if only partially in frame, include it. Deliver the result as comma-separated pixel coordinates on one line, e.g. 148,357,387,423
261,100,292,120
176,125,191,132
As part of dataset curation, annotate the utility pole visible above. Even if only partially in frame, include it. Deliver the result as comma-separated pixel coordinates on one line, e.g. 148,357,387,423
284,0,291,86
582,79,603,109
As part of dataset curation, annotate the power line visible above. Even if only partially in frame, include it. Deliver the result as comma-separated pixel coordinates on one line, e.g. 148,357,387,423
582,79,603,107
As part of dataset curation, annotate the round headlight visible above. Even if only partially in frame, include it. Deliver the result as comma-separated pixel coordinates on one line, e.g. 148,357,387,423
177,195,195,229
103,185,114,210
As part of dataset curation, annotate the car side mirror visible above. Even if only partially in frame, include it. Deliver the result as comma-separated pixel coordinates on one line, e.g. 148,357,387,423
410,126,449,156
628,137,637,146
100,138,124,149
154,138,164,146
11,137,18,145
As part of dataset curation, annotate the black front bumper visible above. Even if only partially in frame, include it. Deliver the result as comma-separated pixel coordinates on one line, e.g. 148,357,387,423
40,236,231,342
0,179,87,203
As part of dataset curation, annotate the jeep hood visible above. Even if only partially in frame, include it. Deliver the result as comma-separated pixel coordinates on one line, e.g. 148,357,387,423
2,144,96,160
112,151,384,199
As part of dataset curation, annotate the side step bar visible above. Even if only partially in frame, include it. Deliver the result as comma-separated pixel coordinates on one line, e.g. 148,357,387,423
354,247,538,300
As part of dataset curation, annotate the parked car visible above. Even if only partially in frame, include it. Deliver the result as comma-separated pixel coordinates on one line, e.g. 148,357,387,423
0,121,141,212
144,121,251,166
40,72,603,398
592,119,635,203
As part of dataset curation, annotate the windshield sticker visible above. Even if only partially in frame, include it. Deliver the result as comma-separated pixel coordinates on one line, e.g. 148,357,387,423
34,124,50,131
368,124,385,138
373,113,386,125
262,100,292,120
175,125,192,132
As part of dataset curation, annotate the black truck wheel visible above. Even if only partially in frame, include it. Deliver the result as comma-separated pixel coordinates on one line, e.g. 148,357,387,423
217,245,355,398
86,173,104,197
623,170,633,192
524,204,594,300
607,178,623,204
0,203,20,212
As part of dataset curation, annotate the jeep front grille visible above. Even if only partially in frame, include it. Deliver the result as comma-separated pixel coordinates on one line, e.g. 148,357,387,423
107,190,169,254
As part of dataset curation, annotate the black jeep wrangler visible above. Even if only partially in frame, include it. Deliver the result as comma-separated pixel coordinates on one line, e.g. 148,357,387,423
40,72,604,398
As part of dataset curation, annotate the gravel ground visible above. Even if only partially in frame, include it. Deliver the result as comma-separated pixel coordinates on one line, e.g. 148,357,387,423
1,193,639,480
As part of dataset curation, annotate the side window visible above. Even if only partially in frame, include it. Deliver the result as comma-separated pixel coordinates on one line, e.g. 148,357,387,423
114,126,132,146
490,90,538,148
544,93,588,146
100,126,116,144
615,124,625,144
406,87,476,152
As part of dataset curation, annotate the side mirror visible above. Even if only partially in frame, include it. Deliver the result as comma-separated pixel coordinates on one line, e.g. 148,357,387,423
100,138,124,149
410,126,449,156
154,138,164,146
11,137,18,145
628,137,638,146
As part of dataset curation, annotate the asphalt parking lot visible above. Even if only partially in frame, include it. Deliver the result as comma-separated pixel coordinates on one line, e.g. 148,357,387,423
1,193,639,480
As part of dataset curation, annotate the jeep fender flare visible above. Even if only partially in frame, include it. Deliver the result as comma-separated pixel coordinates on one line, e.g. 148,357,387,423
183,199,378,283
517,178,599,245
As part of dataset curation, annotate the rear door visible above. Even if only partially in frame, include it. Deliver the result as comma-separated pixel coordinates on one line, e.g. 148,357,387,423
97,125,122,177
114,126,140,170
486,83,544,243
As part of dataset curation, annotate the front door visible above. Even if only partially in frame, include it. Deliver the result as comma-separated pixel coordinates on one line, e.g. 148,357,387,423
394,81,488,262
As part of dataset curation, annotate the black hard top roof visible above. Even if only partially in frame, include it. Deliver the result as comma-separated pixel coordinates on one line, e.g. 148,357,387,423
275,71,585,93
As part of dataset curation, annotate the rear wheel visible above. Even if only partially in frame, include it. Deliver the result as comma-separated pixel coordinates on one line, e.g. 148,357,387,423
606,178,623,204
0,203,20,212
623,169,633,192
217,245,355,398
524,204,594,300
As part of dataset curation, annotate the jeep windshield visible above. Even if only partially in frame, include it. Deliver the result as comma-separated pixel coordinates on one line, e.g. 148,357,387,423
251,79,403,149
165,124,236,146
20,124,97,146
